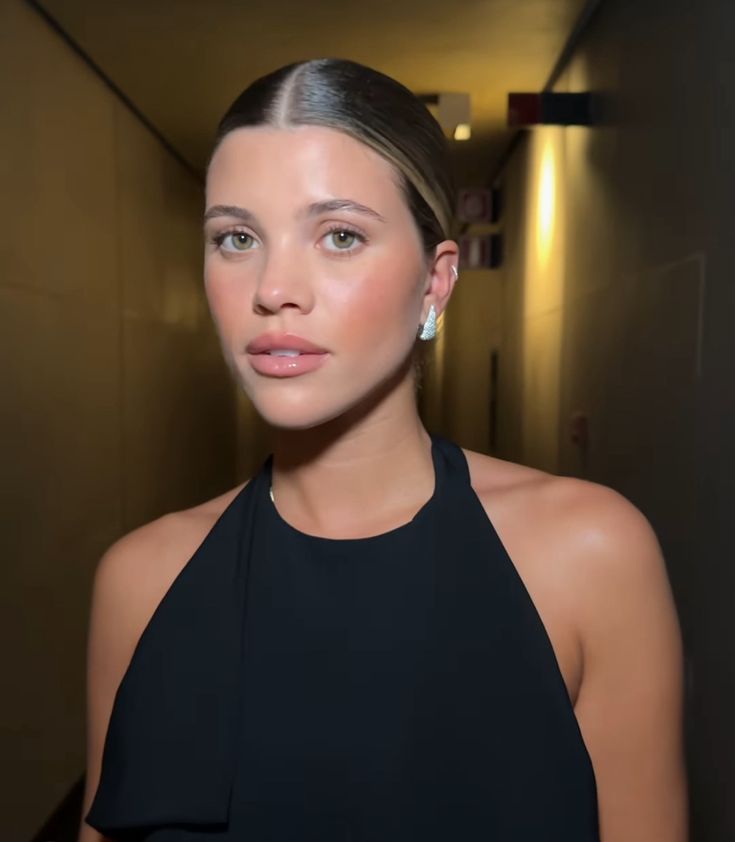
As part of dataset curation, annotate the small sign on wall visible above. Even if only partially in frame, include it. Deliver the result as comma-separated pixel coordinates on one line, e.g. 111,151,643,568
457,188,494,223
457,187,502,225
459,233,503,269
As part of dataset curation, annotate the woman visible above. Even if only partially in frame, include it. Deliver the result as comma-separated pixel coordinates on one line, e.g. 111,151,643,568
80,58,687,841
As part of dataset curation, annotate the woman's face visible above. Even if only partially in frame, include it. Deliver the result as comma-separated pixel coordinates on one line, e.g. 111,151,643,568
204,124,448,430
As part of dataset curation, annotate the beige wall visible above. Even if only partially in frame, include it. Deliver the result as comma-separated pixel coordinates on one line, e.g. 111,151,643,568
437,269,503,453
490,0,734,838
0,2,237,838
496,127,568,472
421,207,503,449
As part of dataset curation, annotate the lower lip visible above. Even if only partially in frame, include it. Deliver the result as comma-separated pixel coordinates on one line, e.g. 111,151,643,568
247,352,329,377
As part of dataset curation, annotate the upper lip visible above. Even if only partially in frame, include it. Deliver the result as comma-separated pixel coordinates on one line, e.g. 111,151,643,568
246,332,329,354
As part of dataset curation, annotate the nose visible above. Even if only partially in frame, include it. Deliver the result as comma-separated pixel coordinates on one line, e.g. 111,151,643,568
252,244,315,316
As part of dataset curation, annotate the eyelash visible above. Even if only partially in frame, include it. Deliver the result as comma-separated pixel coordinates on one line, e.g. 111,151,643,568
324,225,368,253
210,225,368,256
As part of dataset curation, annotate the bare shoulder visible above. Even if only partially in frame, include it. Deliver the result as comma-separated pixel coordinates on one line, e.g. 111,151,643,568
458,452,686,839
460,448,682,712
462,447,668,594
93,479,249,625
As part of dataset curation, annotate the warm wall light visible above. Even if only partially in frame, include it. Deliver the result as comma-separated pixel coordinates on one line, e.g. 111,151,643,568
536,139,556,265
453,123,471,141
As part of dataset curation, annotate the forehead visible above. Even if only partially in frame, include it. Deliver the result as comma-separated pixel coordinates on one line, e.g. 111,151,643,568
206,125,404,208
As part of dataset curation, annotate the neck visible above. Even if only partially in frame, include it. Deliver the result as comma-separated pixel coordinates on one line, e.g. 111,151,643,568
268,378,435,539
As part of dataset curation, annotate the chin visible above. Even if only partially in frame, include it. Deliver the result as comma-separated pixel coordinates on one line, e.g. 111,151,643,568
232,350,415,432
234,369,354,431
249,394,354,431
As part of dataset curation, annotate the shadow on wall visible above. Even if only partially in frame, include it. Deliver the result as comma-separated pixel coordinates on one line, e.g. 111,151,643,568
1,2,239,840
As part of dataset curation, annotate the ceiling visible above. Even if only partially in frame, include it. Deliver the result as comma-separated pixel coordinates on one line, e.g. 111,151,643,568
37,0,587,187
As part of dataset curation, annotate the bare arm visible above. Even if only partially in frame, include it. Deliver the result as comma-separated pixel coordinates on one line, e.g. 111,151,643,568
569,485,688,841
78,542,135,841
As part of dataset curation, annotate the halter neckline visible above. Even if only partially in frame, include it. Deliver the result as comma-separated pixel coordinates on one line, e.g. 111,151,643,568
263,433,444,545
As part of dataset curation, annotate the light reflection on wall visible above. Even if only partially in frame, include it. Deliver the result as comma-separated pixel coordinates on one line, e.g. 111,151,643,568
526,127,565,317
520,127,566,473
536,137,557,269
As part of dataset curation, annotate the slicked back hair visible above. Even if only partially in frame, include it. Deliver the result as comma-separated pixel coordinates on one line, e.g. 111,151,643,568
209,58,456,257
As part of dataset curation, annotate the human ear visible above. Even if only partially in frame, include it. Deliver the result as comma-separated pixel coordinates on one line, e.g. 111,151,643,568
420,240,460,323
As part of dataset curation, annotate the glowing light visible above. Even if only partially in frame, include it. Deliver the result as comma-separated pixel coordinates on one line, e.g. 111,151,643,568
453,123,471,141
536,139,556,266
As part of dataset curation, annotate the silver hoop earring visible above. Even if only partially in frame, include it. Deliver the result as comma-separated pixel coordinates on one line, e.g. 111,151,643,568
419,304,437,341
451,265,459,281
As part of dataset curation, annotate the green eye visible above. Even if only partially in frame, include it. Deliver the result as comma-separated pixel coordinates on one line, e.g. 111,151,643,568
227,232,253,251
330,230,357,249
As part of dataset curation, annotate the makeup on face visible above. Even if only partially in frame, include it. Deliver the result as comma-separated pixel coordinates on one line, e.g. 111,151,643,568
203,126,431,427
245,332,331,379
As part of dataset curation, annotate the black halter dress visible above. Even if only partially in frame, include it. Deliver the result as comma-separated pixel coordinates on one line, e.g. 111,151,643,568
85,433,599,840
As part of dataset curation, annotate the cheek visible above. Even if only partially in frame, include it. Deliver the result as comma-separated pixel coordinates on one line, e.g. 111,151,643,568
325,264,422,345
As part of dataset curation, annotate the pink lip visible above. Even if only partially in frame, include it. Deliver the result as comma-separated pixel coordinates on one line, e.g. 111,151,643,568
246,332,328,354
245,332,330,378
248,352,329,378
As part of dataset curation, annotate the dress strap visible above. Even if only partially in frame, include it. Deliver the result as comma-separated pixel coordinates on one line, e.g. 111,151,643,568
430,433,472,486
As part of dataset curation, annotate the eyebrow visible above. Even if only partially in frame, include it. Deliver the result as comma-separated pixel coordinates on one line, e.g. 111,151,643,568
305,199,387,222
203,204,254,225
203,198,387,225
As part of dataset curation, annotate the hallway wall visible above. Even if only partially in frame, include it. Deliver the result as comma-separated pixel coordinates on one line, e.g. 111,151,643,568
0,2,237,838
427,271,503,454
494,0,734,838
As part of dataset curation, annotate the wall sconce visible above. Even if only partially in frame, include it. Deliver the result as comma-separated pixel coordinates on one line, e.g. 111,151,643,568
507,92,594,127
419,92,472,140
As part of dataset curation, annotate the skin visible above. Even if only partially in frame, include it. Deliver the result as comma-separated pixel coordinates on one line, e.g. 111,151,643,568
78,124,687,842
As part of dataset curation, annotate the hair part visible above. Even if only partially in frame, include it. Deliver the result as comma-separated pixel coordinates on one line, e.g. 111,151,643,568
210,58,457,257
